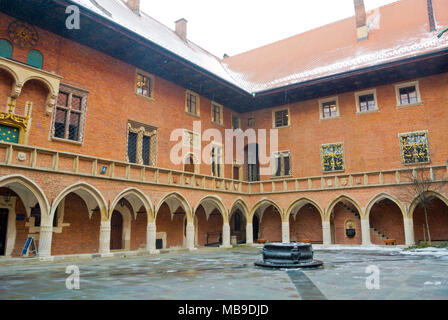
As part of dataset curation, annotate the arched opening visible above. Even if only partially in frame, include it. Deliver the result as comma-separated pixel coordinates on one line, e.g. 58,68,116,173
289,201,323,244
368,197,405,245
131,205,148,251
253,202,282,242
329,198,363,245
110,210,123,250
0,68,15,106
412,195,448,244
230,209,246,244
0,39,13,59
27,50,43,69
155,193,190,249
16,79,48,120
195,206,223,247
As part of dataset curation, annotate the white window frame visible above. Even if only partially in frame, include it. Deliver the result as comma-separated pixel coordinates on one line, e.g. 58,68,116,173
319,96,340,120
271,151,292,177
272,108,290,128
355,89,379,113
395,81,422,108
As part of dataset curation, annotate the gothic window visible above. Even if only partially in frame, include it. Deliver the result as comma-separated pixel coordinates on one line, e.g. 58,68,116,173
321,143,345,172
272,151,291,177
51,84,88,143
135,71,154,99
399,131,430,165
126,121,157,166
273,109,289,128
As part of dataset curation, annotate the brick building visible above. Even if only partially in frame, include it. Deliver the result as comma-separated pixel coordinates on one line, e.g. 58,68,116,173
0,0,447,258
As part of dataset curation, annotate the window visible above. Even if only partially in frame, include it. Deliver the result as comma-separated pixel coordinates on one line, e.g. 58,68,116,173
135,71,154,99
185,90,200,116
232,115,240,129
0,39,12,59
355,89,378,113
247,116,255,127
211,102,223,125
395,81,421,107
319,97,339,119
399,131,430,165
51,84,88,143
272,151,291,177
273,109,289,128
27,50,43,69
320,143,345,172
211,145,223,177
126,121,157,166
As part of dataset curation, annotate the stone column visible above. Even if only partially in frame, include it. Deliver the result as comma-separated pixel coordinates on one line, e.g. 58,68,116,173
146,222,159,254
38,225,53,258
322,220,332,246
99,221,111,256
246,222,253,245
186,222,196,250
281,221,290,243
404,217,415,246
220,222,231,248
361,218,371,246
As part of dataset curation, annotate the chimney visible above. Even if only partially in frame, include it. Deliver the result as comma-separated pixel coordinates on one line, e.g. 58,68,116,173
354,0,368,41
175,18,188,39
127,0,140,14
427,0,436,32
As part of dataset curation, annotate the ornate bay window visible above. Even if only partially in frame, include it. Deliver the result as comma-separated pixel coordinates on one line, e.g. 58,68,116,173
126,120,157,166
320,143,345,173
399,131,430,165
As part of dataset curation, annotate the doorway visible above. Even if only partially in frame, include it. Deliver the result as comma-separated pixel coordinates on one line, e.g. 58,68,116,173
110,210,123,250
253,215,260,241
0,209,8,256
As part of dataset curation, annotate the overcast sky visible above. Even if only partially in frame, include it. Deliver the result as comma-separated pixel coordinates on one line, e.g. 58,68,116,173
140,0,400,58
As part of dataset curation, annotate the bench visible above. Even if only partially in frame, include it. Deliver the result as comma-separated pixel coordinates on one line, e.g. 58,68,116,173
384,239,396,245
299,239,312,243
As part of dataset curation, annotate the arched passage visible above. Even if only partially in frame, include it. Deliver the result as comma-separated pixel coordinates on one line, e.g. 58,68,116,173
0,175,49,257
155,192,192,249
410,192,448,244
193,196,228,247
287,198,324,244
327,196,363,245
229,199,249,244
366,194,406,245
251,200,282,243
50,183,107,256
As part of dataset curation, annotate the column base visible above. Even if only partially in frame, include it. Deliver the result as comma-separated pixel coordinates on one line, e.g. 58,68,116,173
148,249,160,254
219,245,233,249
100,253,114,258
188,247,197,251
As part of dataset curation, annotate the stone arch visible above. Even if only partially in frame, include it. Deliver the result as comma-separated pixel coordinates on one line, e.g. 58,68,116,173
111,206,132,250
229,198,250,221
250,198,282,222
409,190,448,219
155,192,192,222
193,195,228,223
285,197,325,221
365,193,406,220
0,174,50,223
325,194,364,221
0,64,19,85
50,182,108,222
110,187,154,222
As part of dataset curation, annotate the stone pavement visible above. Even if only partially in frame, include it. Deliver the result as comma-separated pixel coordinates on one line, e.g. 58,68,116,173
0,246,447,300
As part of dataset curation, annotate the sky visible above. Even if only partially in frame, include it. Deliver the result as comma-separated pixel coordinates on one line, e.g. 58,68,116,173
140,0,400,58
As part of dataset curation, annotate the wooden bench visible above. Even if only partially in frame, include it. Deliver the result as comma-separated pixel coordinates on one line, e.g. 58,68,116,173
256,239,267,244
299,239,312,243
384,239,396,245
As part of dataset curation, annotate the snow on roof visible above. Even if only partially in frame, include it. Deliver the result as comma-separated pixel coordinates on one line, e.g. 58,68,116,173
72,0,448,94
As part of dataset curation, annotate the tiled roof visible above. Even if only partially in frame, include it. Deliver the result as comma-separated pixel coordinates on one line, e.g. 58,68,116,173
74,0,448,94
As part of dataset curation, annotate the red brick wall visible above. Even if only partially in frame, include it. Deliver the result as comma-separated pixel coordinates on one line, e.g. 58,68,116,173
155,203,184,248
331,203,362,244
51,193,101,255
195,207,223,246
290,206,323,243
413,198,448,242
369,200,405,245
259,206,282,242
130,208,147,250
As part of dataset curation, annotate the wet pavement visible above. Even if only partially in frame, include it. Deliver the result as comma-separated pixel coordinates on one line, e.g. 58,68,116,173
0,246,447,300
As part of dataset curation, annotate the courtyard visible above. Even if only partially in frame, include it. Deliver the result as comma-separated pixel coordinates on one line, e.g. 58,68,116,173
0,246,447,300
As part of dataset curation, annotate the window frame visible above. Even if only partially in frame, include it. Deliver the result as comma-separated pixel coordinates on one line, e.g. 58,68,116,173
319,97,340,120
135,69,155,100
211,143,224,178
271,151,292,178
355,89,379,113
185,90,200,117
395,81,422,108
211,102,224,125
50,83,88,145
272,108,290,128
126,120,157,166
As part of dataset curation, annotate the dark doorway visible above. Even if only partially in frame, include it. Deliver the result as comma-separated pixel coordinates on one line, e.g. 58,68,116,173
253,215,260,241
110,210,123,250
0,209,8,256
246,144,259,182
